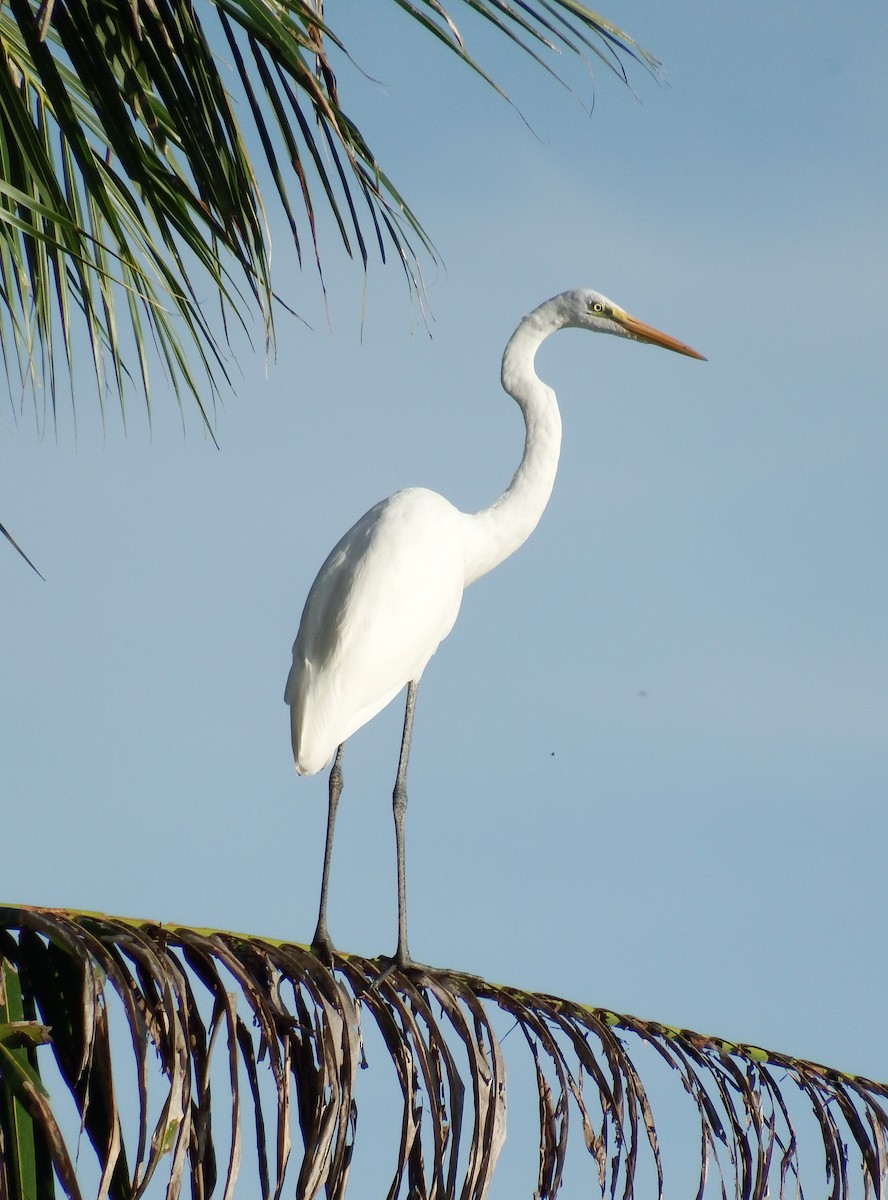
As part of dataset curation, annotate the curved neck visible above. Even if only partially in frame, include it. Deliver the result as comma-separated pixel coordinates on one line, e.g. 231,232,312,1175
462,308,564,586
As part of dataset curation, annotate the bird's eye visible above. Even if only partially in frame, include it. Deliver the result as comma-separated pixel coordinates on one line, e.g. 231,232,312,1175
591,302,605,315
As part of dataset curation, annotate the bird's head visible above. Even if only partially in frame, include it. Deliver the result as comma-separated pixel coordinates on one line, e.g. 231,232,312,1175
559,288,706,360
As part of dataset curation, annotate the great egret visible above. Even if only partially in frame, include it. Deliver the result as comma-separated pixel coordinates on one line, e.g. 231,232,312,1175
286,288,704,968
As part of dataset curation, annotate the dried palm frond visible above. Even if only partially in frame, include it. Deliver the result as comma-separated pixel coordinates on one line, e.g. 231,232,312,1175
7,905,879,1200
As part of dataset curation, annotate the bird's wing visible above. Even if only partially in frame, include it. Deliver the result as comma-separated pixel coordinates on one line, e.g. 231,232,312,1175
287,489,466,773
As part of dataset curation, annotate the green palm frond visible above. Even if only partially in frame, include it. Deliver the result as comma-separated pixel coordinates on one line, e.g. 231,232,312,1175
2,906,886,1199
0,1,658,432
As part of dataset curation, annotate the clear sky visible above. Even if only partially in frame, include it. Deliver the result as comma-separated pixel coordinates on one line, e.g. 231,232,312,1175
3,0,887,1190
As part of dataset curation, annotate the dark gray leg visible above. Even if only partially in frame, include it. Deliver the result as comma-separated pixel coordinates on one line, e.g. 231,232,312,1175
311,743,344,965
392,681,418,969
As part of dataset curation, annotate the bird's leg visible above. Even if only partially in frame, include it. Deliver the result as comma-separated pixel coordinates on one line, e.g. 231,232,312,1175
391,680,418,970
311,744,344,966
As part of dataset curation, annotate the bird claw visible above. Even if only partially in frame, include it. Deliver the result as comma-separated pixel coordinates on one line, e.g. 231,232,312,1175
310,930,337,969
372,948,429,985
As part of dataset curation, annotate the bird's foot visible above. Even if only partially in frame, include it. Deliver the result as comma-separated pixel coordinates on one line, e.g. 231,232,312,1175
310,925,337,969
372,944,429,985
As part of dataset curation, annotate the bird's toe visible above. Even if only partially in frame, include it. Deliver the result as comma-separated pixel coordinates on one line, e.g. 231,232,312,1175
310,929,337,969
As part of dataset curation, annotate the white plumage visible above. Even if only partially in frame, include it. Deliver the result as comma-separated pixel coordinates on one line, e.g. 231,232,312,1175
286,288,704,968
287,489,465,775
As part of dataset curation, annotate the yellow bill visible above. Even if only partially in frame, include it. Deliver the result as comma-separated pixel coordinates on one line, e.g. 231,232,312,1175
614,306,707,361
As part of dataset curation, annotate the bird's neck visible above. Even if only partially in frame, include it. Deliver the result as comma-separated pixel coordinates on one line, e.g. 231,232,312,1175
462,314,563,586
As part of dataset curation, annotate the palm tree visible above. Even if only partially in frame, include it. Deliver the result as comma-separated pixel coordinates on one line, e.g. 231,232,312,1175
1,0,659,567
0,0,657,432
2,907,887,1199
5,8,886,1198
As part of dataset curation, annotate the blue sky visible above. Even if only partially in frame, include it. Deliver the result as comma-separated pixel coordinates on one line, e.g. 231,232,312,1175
3,0,887,1189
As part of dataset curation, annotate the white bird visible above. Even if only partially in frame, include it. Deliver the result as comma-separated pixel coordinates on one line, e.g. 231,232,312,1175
286,288,704,969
